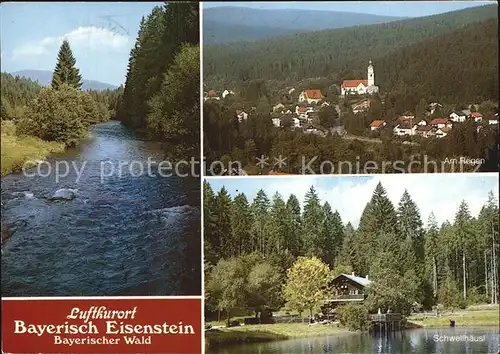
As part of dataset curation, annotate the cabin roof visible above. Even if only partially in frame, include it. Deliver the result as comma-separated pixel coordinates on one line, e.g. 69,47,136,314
342,273,371,287
329,273,371,288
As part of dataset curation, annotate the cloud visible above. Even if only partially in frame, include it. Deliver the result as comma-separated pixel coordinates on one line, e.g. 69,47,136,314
12,44,49,59
207,174,499,229
11,26,130,60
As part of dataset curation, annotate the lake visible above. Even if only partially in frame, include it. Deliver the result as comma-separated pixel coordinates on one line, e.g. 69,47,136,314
208,327,500,353
1,121,200,296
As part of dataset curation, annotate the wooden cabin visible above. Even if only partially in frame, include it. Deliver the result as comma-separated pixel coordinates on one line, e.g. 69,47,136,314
321,273,371,315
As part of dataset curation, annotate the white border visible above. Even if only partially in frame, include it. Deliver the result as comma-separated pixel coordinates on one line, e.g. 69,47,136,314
199,2,206,353
2,296,201,300
203,171,500,180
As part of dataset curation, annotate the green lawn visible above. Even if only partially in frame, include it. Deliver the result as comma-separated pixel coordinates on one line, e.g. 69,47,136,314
205,323,349,349
408,309,499,327
1,121,65,176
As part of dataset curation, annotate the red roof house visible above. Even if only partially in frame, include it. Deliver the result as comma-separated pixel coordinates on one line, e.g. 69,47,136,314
342,80,368,88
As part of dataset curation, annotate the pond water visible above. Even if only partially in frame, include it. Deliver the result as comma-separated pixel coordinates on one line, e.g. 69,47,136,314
208,327,499,353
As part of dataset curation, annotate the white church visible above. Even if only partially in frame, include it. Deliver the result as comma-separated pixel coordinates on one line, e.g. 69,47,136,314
340,60,379,97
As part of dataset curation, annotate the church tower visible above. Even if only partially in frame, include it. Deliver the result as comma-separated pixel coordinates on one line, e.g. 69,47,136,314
367,59,374,86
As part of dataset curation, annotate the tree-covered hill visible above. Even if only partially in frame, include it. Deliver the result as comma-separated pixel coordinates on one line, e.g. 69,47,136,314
375,18,498,107
1,73,42,119
10,70,117,90
204,4,498,85
116,2,199,157
203,6,405,44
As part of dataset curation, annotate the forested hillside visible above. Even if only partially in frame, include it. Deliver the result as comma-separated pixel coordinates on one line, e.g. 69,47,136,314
10,70,117,90
205,181,499,322
116,2,199,157
203,7,404,44
0,73,42,119
375,18,498,106
204,4,497,86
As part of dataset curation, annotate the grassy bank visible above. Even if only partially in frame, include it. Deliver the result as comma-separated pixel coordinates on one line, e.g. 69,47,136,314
408,308,499,327
205,323,350,349
1,121,65,176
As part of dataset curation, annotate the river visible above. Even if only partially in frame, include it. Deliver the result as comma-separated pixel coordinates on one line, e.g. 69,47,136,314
1,121,200,296
208,327,500,353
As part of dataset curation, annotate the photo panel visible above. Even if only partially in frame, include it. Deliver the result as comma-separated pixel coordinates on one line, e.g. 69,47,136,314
1,2,202,353
202,1,498,176
203,173,499,353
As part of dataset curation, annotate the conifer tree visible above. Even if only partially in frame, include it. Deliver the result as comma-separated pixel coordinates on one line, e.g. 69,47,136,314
285,194,302,256
251,190,271,253
52,40,82,90
214,187,233,260
302,186,324,257
231,193,253,256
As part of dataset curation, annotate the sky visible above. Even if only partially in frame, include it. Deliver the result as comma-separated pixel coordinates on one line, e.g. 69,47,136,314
205,174,499,228
203,1,493,18
0,2,163,86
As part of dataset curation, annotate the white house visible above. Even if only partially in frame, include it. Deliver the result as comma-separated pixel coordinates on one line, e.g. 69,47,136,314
370,120,386,131
296,105,314,119
205,90,220,101
435,127,452,138
471,112,483,122
430,118,452,129
341,60,379,96
449,111,468,123
222,89,234,99
428,102,442,115
292,117,301,128
393,121,416,136
298,89,325,104
272,117,281,127
236,111,248,122
273,103,285,112
352,98,371,114
415,125,434,138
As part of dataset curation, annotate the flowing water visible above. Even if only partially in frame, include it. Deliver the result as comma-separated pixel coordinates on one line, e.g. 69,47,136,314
208,327,499,353
1,121,200,296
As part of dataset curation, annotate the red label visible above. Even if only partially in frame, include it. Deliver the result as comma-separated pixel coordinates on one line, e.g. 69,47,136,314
1,298,202,353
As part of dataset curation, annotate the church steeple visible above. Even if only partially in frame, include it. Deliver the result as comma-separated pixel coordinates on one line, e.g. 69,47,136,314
367,59,374,87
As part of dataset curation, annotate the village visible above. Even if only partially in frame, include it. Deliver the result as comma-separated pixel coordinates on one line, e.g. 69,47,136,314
204,60,499,141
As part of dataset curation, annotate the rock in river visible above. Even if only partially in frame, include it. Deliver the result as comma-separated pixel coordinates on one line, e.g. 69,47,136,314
48,188,78,201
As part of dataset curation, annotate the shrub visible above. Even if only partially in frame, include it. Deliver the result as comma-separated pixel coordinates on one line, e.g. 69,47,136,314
17,84,97,146
337,304,371,332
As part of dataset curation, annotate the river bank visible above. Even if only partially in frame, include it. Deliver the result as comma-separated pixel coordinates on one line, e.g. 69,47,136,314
408,307,499,327
1,121,65,176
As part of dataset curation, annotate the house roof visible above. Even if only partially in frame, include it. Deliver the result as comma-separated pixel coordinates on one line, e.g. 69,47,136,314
438,127,452,133
471,112,482,118
298,106,308,113
430,118,450,125
451,110,467,116
336,273,371,287
305,89,324,100
397,121,414,129
342,79,368,88
208,90,217,97
416,125,433,132
370,120,386,128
